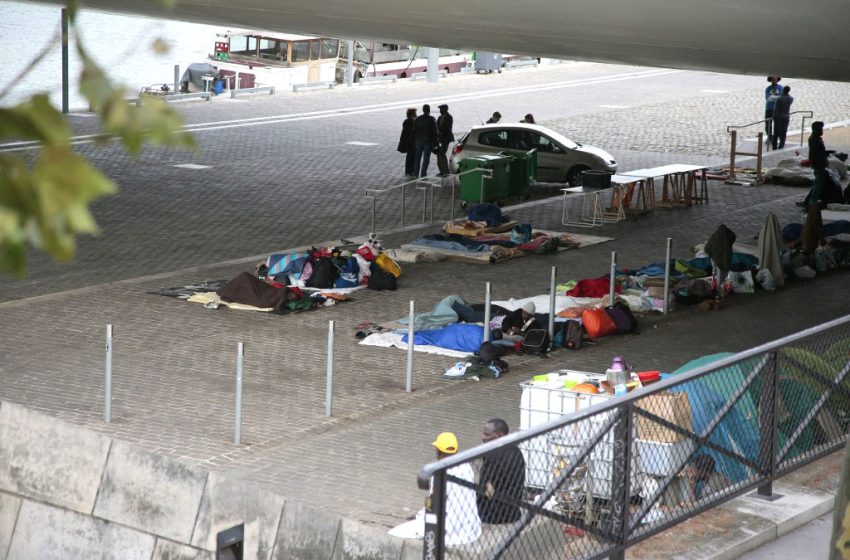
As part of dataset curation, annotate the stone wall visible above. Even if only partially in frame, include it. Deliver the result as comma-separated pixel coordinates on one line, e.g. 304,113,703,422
0,401,421,560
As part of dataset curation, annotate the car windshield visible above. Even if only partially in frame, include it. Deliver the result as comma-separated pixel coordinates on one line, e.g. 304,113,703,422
544,129,579,149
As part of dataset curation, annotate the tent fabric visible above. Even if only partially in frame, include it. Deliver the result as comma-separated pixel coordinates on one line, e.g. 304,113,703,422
180,62,218,91
402,323,484,352
758,213,785,288
669,353,760,484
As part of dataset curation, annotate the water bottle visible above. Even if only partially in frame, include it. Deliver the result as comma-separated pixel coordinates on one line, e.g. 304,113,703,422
606,356,629,395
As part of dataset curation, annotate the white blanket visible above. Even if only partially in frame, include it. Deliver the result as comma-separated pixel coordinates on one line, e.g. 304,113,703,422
359,331,472,358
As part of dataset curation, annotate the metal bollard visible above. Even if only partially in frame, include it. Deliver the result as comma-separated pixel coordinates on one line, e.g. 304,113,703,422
663,238,673,317
406,301,414,392
609,251,617,304
326,321,334,417
104,324,113,423
173,64,180,94
483,283,492,342
549,266,557,347
234,342,244,444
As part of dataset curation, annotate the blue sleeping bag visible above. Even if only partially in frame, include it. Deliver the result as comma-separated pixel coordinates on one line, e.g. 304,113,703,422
402,323,484,352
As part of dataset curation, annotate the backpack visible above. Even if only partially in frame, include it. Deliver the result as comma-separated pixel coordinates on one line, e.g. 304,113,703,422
564,320,584,350
367,261,398,290
521,329,550,354
306,258,338,289
477,341,504,363
605,302,638,334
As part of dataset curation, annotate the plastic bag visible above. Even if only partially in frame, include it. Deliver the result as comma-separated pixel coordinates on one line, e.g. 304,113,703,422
755,268,776,290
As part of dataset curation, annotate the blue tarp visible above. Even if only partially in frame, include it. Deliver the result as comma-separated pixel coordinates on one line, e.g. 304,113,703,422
401,323,484,352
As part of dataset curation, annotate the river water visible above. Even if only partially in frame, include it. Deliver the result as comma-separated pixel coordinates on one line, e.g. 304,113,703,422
0,1,238,109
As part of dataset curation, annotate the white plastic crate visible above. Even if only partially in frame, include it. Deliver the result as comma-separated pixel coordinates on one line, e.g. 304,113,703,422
635,438,695,476
519,374,641,495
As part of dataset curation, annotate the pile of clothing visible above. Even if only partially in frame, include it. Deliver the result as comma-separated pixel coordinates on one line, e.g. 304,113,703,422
261,240,402,292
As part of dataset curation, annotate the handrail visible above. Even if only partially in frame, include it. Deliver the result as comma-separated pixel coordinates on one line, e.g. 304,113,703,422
726,110,814,148
364,168,488,235
725,111,814,185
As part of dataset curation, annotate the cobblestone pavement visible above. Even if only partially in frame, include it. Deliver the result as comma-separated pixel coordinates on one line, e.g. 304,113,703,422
1,63,850,532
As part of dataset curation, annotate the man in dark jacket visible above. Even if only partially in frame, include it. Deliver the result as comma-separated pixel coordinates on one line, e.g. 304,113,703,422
477,418,525,524
771,86,793,149
397,107,417,177
413,104,438,177
807,121,831,208
435,104,455,176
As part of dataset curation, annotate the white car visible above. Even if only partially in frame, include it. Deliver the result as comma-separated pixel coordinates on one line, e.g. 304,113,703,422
449,123,617,185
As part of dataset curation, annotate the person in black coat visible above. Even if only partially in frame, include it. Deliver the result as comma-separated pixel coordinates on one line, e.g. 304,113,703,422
397,107,417,177
413,104,438,177
477,418,525,524
436,104,455,176
771,86,793,149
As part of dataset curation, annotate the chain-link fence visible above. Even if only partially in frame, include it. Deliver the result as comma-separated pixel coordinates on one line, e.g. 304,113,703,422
417,315,850,560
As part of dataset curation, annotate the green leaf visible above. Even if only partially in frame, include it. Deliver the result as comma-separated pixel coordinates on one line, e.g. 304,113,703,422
0,95,71,144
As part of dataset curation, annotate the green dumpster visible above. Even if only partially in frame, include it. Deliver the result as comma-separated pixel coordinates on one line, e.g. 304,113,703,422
502,148,537,198
458,154,512,204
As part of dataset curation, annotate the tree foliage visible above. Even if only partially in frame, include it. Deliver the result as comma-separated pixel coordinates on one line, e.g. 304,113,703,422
0,0,195,276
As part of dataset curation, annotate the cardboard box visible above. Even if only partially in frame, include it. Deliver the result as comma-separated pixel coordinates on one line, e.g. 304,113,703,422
635,391,693,442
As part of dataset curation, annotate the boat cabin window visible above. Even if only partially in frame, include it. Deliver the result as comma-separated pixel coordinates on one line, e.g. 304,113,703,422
230,35,258,56
291,40,309,62
259,38,281,60
309,40,319,61
321,39,339,59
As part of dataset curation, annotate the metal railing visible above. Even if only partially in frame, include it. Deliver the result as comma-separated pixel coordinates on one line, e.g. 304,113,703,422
364,168,491,235
418,314,850,560
726,111,814,184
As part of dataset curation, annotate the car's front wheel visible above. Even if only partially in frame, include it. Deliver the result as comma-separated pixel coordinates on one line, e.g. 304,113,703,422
566,165,590,187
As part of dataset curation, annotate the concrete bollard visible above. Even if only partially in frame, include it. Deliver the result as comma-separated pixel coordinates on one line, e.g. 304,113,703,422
549,267,557,347
406,301,414,392
663,238,673,317
104,324,113,423
483,282,492,342
609,251,617,305
235,342,244,444
326,321,335,417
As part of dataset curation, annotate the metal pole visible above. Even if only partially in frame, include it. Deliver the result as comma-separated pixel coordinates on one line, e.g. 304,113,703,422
234,342,243,444
370,196,376,235
548,266,557,347
173,64,180,93
104,324,112,423
346,40,354,86
326,321,334,417
756,351,781,499
450,181,456,222
427,47,439,83
423,469,447,559
609,251,617,305
728,130,737,183
401,184,406,227
406,301,414,392
61,9,69,114
756,132,764,184
663,238,672,317
483,282,492,342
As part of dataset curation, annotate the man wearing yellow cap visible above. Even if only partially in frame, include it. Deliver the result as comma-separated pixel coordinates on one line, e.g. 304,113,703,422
430,432,482,546
389,432,481,545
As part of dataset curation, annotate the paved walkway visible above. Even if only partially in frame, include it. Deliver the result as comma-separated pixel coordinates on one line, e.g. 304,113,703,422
1,62,850,555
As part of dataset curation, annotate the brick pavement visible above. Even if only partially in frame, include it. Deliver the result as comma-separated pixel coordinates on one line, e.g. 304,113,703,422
1,62,850,542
